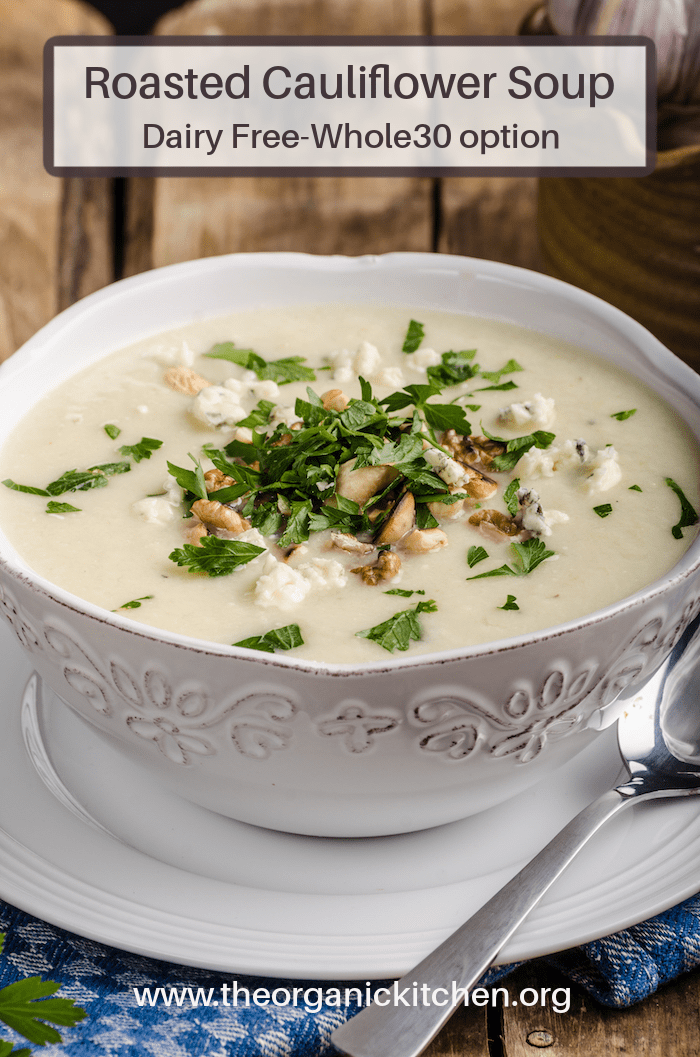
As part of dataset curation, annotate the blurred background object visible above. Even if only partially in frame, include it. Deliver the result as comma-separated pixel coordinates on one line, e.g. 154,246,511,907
532,0,700,366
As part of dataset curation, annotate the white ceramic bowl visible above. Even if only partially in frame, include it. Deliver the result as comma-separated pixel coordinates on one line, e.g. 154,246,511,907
1,253,700,837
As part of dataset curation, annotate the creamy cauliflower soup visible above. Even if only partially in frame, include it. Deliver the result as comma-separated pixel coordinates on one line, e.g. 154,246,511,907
0,304,698,664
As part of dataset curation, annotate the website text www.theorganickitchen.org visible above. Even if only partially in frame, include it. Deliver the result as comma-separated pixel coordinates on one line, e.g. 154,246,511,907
132,981,571,1013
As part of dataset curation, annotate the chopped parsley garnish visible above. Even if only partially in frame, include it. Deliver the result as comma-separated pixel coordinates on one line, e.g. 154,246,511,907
3,461,130,498
629,484,643,492
384,588,426,597
503,478,520,516
45,463,130,495
426,350,478,388
2,479,50,496
482,429,556,473
498,594,519,611
402,319,425,353
103,423,121,439
467,545,489,569
356,599,438,653
118,437,163,463
379,384,472,438
169,537,265,576
233,624,304,653
593,504,613,518
114,595,154,611
46,501,81,514
466,538,555,580
474,380,519,393
611,409,637,420
480,359,523,384
205,342,315,385
665,478,699,540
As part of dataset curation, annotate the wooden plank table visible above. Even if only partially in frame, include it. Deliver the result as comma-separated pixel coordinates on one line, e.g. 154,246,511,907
2,0,700,1054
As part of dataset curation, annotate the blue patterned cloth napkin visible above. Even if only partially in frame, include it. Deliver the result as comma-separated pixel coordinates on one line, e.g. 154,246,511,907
2,892,700,1056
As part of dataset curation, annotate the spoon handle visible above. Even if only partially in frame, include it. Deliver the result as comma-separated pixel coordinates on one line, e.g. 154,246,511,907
332,787,627,1057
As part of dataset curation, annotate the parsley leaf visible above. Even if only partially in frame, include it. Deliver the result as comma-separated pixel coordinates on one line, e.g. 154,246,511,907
593,503,613,518
467,538,555,579
45,464,130,496
205,342,315,385
46,501,81,514
482,429,555,473
510,538,556,574
415,503,439,529
2,480,50,497
473,380,519,392
422,402,472,436
499,594,520,610
167,456,208,502
402,320,425,353
356,599,438,653
234,399,275,430
277,499,313,548
426,350,478,388
503,478,521,516
114,595,154,611
4,461,130,498
103,423,121,439
629,484,643,492
0,936,87,1047
611,409,637,420
169,537,264,576
118,437,163,463
233,624,304,653
384,588,426,597
666,478,699,540
467,545,489,568
480,359,524,384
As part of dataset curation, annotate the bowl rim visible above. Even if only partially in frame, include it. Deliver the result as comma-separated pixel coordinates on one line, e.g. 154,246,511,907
1,249,699,675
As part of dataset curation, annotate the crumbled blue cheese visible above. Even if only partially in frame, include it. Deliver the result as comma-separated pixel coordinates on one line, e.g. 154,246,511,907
422,445,469,487
131,473,181,524
327,341,405,390
517,487,569,537
146,340,195,368
407,347,441,374
582,446,621,495
191,385,246,428
498,393,555,430
270,405,301,430
254,554,347,610
519,438,589,480
191,376,281,429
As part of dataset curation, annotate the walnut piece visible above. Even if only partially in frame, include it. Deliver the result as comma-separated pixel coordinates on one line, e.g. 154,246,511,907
401,528,448,553
330,531,375,554
321,388,349,412
352,550,402,585
442,430,505,470
204,468,235,492
164,366,212,395
468,508,520,542
183,520,208,546
190,499,250,534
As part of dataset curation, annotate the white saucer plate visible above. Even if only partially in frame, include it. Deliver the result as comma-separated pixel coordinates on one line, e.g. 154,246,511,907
1,620,699,980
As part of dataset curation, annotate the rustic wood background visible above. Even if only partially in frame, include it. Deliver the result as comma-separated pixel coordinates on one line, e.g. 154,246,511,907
2,0,700,1053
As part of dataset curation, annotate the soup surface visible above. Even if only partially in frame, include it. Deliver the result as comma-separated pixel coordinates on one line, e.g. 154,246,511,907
0,303,698,664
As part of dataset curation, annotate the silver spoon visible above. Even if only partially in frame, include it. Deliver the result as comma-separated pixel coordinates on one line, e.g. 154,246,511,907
332,612,700,1057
